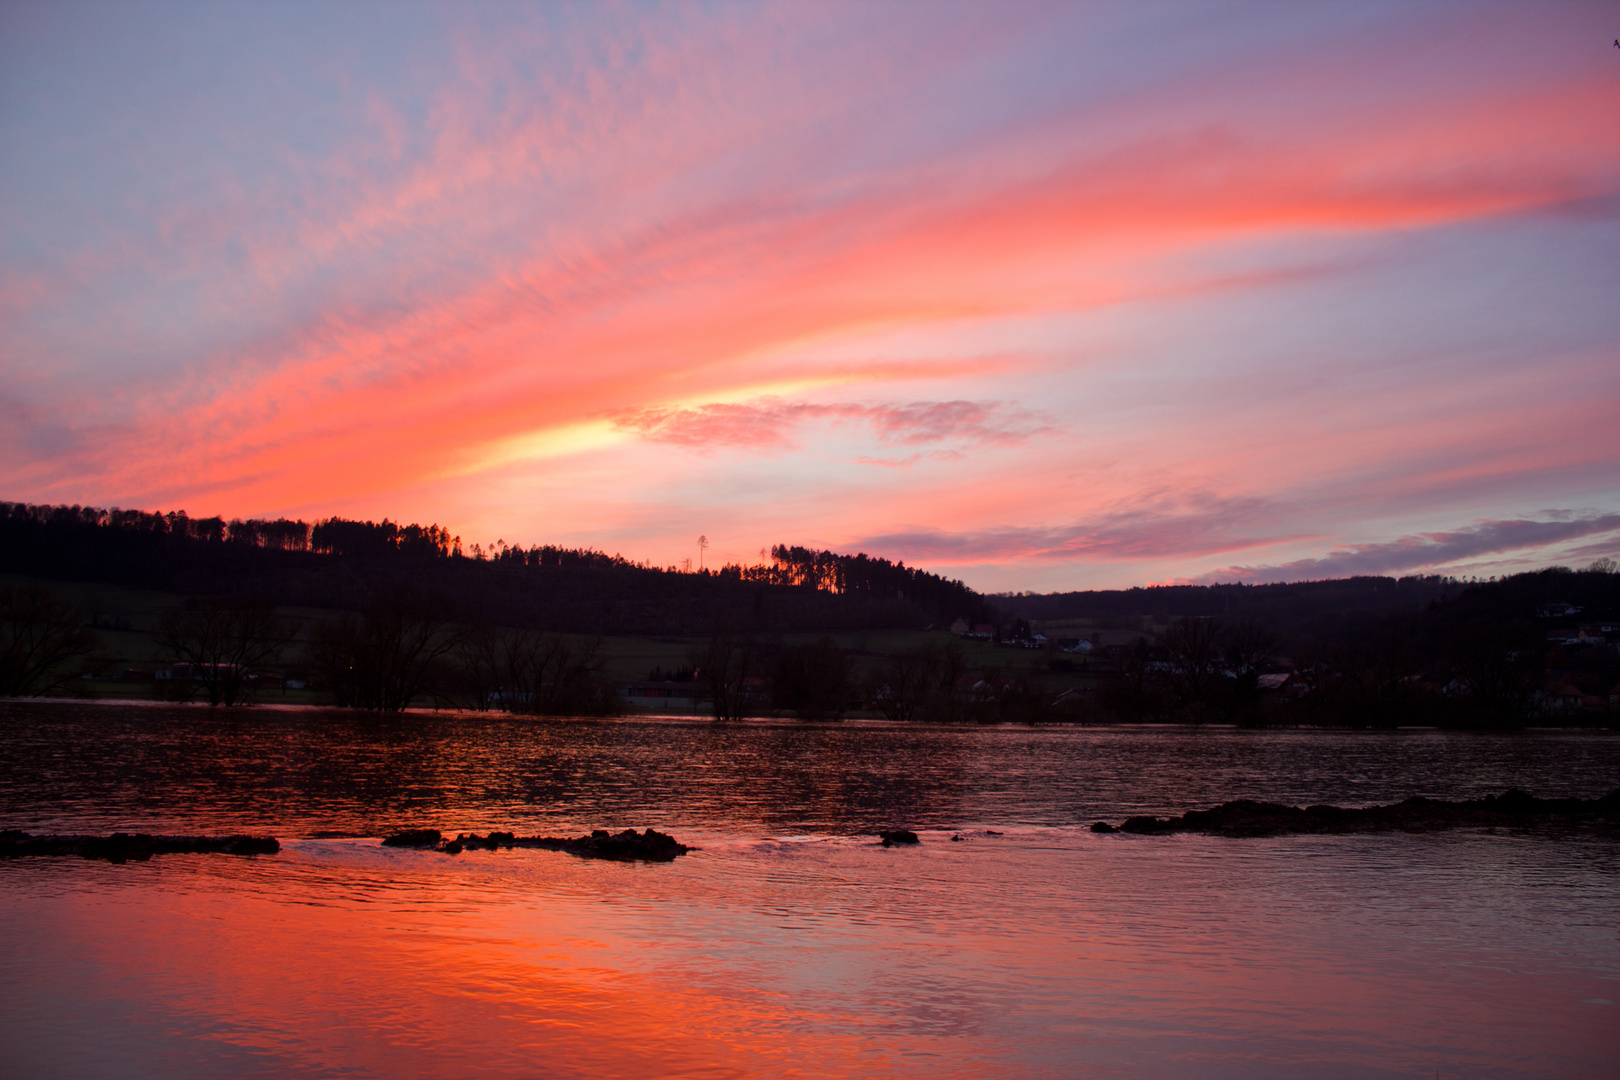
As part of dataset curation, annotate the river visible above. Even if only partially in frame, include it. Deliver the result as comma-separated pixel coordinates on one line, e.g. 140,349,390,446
1,702,1616,1078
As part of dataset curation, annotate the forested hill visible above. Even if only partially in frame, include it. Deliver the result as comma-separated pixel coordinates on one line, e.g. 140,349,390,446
999,577,1466,635
0,502,989,635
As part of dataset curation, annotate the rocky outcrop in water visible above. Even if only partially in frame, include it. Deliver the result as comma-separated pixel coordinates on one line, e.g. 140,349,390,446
1088,788,1620,838
381,827,690,861
0,830,280,863
879,829,920,846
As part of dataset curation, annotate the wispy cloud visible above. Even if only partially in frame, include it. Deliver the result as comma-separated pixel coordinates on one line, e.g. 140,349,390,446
854,493,1286,563
1197,513,1620,583
611,397,1054,451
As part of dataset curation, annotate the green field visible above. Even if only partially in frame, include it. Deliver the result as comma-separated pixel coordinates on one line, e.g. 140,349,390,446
4,573,1104,711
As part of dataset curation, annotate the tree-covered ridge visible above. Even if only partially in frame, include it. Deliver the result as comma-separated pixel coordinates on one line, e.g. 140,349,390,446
0,501,990,634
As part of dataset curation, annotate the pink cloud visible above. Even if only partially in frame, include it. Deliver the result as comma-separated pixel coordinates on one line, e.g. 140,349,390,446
1198,514,1620,584
3,4,1617,587
851,492,1292,564
612,398,1054,451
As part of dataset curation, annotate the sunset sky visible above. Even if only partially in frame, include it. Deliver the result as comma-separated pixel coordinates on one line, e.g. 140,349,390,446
3,1,1617,592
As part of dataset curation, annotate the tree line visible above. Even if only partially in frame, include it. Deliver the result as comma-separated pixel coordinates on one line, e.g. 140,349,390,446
0,501,990,634
1093,564,1620,727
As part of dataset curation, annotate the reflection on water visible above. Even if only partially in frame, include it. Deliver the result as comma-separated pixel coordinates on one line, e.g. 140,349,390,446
1,702,1617,836
1,703,1617,1078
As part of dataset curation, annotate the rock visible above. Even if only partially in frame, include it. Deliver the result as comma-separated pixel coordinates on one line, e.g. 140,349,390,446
1089,788,1620,839
393,827,691,861
0,831,280,863
381,829,442,848
879,829,920,846
224,836,281,856
984,829,1003,836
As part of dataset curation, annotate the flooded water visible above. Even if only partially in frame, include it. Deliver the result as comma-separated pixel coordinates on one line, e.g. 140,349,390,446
2,702,1617,1078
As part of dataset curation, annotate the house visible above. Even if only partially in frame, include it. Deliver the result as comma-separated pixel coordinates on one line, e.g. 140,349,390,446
1536,682,1585,715
617,681,708,712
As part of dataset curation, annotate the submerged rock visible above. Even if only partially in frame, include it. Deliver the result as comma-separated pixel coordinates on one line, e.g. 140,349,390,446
1090,788,1620,839
879,829,920,846
0,830,280,863
380,827,690,862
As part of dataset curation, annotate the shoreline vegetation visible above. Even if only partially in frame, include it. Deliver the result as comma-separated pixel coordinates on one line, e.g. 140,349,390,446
2,500,1617,729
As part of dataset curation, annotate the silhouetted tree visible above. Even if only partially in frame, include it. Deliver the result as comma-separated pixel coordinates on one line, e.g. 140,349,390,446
867,645,940,723
691,633,756,722
1101,638,1159,721
499,628,615,716
771,636,850,719
1445,616,1543,725
308,587,460,711
0,585,100,696
1222,619,1277,711
1163,616,1224,710
156,596,290,706
452,621,504,710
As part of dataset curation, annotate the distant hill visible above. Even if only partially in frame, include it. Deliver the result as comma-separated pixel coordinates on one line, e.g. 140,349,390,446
996,576,1465,640
0,501,989,635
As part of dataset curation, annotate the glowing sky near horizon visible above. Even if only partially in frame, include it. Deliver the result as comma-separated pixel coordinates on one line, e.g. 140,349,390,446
3,1,1618,592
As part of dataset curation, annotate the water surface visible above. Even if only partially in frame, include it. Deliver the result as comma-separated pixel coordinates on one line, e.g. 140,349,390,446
2,702,1616,1078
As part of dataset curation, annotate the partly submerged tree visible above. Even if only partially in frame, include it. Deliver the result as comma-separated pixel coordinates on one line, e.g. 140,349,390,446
1161,616,1224,710
496,627,614,716
690,632,757,722
866,645,941,724
308,587,460,711
0,585,99,696
156,595,291,706
771,636,850,720
1222,619,1278,711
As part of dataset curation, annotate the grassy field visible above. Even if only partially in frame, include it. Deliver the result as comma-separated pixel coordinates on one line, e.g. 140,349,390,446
5,573,1106,708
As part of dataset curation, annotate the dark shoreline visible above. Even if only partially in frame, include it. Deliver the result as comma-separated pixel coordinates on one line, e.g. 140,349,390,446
4,696,1617,733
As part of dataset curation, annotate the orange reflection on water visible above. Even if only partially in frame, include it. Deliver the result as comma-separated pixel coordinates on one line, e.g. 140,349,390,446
3,855,969,1079
3,832,1617,1080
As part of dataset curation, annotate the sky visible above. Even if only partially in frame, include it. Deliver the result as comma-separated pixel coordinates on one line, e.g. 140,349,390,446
2,1,1618,593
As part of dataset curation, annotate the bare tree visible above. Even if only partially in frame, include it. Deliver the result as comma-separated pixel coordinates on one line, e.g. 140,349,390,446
770,636,850,719
1446,617,1543,724
500,629,613,715
1222,619,1277,709
307,587,460,711
1162,616,1224,710
452,621,503,710
691,632,755,721
156,596,290,706
867,645,941,723
0,585,100,696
